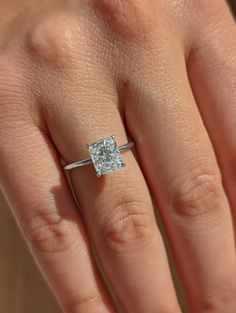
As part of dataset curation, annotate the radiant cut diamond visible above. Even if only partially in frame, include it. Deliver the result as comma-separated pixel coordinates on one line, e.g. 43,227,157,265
87,135,125,176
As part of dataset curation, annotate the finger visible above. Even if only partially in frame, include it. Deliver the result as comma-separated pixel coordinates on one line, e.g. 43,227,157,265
0,120,115,313
125,42,236,311
187,2,236,228
46,87,181,312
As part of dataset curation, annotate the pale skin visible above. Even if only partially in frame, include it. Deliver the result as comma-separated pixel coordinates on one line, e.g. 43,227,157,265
0,0,236,312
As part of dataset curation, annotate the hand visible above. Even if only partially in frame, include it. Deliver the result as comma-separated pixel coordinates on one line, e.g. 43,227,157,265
0,1,236,312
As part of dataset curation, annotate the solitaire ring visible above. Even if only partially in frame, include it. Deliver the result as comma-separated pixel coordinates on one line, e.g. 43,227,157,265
63,135,134,177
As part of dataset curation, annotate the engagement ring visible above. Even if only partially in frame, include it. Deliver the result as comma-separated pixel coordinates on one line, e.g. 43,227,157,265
63,135,134,177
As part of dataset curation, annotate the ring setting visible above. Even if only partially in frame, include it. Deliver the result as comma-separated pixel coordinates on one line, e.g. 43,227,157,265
63,135,134,177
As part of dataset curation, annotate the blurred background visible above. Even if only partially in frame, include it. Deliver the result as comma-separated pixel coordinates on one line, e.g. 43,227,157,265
231,0,236,12
0,2,235,312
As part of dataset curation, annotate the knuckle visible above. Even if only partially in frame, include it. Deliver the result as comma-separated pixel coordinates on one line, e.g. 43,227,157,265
91,0,159,41
26,11,79,68
196,283,236,312
187,0,228,25
22,209,78,253
101,200,153,253
164,0,228,33
172,169,224,218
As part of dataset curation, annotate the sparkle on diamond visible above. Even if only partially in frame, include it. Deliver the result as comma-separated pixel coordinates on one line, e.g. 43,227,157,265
87,135,125,176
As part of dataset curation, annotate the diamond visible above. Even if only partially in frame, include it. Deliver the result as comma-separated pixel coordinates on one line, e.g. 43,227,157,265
87,135,125,176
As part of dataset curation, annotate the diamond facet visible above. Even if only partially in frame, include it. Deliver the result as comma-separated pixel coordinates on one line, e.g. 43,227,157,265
87,135,125,176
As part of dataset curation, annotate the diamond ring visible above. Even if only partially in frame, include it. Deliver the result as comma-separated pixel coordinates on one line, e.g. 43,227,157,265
63,135,134,177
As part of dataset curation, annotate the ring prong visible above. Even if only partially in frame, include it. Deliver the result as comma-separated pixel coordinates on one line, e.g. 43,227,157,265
96,171,102,177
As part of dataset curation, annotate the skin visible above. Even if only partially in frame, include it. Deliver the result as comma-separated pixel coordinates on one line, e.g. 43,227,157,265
0,0,236,312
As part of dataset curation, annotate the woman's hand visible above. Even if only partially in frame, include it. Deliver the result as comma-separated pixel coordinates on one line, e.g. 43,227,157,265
0,1,236,312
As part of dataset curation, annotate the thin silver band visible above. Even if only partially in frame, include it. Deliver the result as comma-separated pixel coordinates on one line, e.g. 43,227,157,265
63,141,134,171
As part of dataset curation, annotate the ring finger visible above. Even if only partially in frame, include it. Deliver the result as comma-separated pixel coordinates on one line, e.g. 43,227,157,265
45,76,181,313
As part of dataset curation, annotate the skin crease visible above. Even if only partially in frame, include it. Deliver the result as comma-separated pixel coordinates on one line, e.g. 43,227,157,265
0,0,236,313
